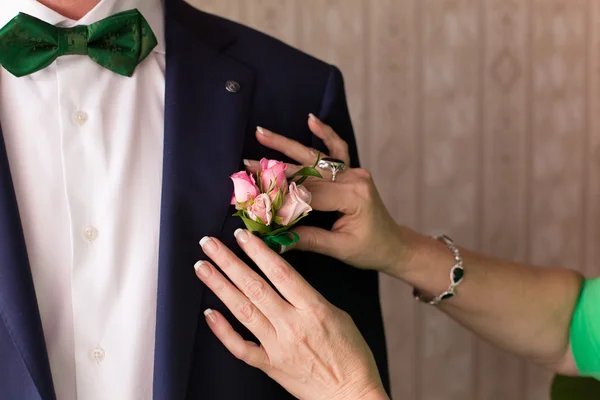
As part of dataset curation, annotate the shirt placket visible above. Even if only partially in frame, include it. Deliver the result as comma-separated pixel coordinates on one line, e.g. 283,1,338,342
55,55,108,398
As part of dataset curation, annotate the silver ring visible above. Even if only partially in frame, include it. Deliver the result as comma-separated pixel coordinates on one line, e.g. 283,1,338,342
318,157,346,182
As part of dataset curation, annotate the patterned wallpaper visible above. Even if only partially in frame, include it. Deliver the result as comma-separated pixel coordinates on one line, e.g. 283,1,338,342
189,1,600,399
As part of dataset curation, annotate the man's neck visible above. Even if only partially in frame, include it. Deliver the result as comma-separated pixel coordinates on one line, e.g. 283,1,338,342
37,0,101,20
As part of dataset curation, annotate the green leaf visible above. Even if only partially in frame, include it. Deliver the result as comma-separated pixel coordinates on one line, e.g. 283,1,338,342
290,167,323,180
272,189,284,211
239,215,272,235
551,375,600,400
292,167,324,185
287,152,323,185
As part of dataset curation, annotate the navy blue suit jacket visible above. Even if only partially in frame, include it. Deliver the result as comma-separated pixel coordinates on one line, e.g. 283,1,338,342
0,1,389,398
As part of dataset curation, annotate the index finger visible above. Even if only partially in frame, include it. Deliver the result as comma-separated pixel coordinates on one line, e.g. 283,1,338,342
199,237,291,319
233,229,326,309
256,127,324,166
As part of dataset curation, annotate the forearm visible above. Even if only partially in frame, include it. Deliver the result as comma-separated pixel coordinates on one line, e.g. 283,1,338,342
393,228,584,372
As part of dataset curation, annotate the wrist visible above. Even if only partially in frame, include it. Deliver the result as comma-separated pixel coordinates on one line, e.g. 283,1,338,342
387,229,456,297
384,226,427,279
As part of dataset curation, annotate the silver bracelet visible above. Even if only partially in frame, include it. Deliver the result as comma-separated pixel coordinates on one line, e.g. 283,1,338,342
413,235,464,306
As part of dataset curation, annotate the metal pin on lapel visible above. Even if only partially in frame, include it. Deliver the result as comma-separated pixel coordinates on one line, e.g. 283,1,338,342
226,80,241,93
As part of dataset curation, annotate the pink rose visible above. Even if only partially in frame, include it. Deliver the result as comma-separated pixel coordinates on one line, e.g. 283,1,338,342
260,158,288,196
230,171,260,207
276,183,312,226
247,193,273,225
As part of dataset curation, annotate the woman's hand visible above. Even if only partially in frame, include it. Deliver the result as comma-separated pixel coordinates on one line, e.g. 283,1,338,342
246,114,417,274
195,230,388,400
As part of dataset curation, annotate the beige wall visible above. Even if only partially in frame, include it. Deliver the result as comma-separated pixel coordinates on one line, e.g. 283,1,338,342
189,1,600,399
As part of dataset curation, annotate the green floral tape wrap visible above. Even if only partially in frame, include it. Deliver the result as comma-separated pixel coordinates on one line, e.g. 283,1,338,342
263,232,300,252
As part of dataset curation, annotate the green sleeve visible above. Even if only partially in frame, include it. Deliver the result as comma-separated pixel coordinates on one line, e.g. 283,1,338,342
570,278,600,380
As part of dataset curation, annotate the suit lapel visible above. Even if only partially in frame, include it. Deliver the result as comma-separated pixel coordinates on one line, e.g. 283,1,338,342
153,2,255,399
0,124,55,399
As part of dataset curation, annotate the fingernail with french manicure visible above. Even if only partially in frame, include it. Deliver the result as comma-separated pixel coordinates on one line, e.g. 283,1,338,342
234,228,250,243
204,309,217,324
243,159,259,168
200,236,217,254
257,126,271,136
194,260,212,278
308,113,319,122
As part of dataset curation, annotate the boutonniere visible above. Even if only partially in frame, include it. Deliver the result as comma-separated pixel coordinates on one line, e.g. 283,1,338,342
230,155,323,251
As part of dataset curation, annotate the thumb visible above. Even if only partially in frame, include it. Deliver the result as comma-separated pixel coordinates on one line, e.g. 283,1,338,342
284,226,345,260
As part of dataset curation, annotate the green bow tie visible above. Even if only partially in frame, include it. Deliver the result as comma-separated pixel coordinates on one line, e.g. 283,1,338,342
0,9,157,78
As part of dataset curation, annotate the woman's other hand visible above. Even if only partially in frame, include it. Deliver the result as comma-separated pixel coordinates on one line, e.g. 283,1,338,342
246,114,417,274
195,231,389,400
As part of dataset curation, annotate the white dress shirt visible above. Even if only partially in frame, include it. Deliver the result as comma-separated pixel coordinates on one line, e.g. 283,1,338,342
0,1,165,399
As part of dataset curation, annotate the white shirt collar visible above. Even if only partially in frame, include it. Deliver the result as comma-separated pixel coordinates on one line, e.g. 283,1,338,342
0,0,165,54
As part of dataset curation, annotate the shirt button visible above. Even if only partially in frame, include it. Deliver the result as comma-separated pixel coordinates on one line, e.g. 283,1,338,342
72,111,89,126
83,226,99,242
91,348,105,363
